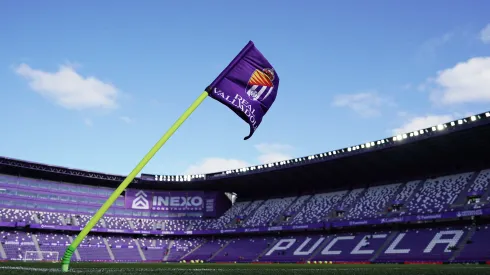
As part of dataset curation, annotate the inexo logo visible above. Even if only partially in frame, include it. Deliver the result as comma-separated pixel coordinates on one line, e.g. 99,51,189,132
132,190,149,210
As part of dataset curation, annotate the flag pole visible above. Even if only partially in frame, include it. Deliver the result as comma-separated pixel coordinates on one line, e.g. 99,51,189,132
61,90,209,272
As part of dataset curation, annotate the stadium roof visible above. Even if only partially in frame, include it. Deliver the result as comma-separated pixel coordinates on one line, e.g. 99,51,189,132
2,111,490,199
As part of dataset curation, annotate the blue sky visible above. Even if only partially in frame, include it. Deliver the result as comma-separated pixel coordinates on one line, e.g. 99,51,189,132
1,1,490,176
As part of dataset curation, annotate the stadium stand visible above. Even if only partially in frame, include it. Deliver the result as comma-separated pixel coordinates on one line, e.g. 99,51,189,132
243,197,295,227
405,173,473,215
1,112,490,263
213,237,277,262
2,170,489,263
289,191,347,224
346,183,401,219
468,169,490,194
190,201,251,230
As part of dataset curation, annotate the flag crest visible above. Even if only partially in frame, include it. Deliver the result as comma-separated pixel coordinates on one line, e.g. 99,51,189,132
207,41,280,140
249,69,274,87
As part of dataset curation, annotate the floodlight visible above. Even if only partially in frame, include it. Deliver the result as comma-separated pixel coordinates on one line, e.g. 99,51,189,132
471,115,476,121
437,124,444,131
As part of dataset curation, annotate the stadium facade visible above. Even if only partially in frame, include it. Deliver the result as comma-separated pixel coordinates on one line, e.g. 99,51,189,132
1,112,490,264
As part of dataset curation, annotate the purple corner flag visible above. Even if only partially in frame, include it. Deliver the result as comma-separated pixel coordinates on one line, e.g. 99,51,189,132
207,41,280,140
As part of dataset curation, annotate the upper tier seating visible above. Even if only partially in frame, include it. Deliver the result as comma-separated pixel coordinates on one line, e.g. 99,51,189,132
347,183,401,219
290,191,347,224
405,173,472,215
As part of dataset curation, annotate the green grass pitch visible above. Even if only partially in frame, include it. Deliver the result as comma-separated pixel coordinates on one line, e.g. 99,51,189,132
0,262,489,275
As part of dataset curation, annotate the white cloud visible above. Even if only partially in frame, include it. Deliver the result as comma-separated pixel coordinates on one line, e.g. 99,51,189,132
120,116,134,124
397,111,409,118
480,24,490,44
417,83,428,92
15,63,119,110
414,32,454,63
332,92,392,117
392,114,454,135
184,158,250,175
419,32,453,54
255,143,294,164
428,57,490,105
150,99,162,107
83,118,93,127
402,83,412,90
183,143,294,175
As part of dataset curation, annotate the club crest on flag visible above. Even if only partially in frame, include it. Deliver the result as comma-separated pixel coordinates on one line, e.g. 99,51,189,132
207,41,280,140
246,68,276,101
